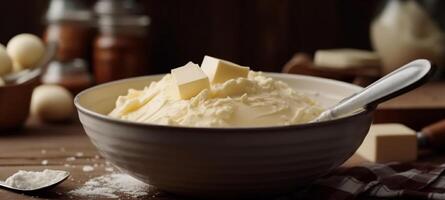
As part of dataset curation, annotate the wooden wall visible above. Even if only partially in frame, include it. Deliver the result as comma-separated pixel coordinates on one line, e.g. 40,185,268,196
0,0,379,73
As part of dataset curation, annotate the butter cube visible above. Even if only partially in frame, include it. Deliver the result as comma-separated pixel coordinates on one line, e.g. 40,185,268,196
171,62,210,99
201,55,250,84
314,49,381,69
356,123,417,163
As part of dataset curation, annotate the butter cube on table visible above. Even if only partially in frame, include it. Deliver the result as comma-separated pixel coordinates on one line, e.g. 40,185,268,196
356,123,417,163
201,55,250,84
171,62,210,99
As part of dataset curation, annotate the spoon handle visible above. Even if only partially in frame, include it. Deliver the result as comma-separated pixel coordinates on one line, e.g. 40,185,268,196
325,59,434,119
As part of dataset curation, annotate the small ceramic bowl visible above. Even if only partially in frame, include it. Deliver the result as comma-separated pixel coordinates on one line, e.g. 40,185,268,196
0,42,56,131
0,77,40,131
74,73,373,198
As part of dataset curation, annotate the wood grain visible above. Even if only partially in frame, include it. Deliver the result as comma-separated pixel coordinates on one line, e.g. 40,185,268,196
375,82,445,130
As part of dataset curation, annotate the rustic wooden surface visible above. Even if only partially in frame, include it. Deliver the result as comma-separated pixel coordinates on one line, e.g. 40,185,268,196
0,117,444,200
0,118,171,200
375,82,445,130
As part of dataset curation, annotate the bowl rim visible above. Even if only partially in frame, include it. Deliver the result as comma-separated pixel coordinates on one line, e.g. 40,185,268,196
74,72,373,133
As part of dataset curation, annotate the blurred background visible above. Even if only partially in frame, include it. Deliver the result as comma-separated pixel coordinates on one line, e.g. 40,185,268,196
1,0,444,130
1,2,445,199
0,0,379,73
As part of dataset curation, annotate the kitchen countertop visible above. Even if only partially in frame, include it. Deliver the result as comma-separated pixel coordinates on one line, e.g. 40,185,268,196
1,117,444,200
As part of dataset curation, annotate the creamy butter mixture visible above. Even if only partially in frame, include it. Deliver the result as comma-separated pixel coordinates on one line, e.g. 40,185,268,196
109,72,323,127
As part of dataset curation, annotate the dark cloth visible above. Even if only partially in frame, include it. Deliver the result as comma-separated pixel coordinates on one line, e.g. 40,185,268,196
295,163,445,200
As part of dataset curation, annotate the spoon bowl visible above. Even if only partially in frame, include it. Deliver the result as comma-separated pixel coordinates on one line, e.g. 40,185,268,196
0,171,69,193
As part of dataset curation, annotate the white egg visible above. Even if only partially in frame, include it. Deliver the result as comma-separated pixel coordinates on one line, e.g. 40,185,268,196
0,44,12,76
7,33,45,69
31,85,74,122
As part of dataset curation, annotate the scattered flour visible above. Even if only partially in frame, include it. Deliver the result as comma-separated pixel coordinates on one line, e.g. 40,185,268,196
66,157,76,162
69,174,149,198
105,167,114,172
1,169,69,190
82,165,94,172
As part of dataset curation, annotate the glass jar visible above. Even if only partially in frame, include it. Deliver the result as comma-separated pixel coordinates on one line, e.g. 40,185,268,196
42,0,94,94
93,0,150,84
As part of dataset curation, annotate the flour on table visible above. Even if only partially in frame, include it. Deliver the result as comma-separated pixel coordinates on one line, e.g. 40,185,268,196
82,165,94,172
68,173,149,198
1,169,69,190
41,160,48,165
66,156,76,161
105,167,114,172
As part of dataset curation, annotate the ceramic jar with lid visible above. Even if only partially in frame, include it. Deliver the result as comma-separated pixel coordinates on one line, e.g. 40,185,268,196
371,0,445,74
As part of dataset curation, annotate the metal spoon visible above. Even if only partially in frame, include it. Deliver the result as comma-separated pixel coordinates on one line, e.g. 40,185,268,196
0,171,69,193
313,59,434,122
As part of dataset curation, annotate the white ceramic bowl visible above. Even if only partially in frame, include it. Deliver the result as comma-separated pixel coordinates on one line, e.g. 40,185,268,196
74,73,373,198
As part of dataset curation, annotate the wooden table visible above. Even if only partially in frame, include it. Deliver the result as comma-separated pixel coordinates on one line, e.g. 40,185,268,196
375,82,445,130
0,118,169,200
1,118,444,200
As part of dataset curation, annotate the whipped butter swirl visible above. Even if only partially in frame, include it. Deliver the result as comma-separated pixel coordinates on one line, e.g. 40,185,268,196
109,72,323,127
